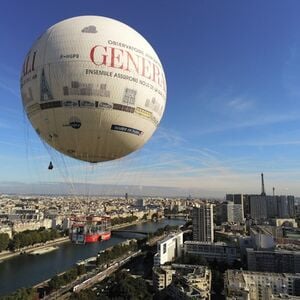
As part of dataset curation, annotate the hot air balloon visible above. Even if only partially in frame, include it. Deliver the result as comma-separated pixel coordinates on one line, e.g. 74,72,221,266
20,16,167,163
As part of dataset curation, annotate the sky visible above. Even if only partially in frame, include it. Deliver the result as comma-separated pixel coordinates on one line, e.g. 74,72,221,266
1,0,300,197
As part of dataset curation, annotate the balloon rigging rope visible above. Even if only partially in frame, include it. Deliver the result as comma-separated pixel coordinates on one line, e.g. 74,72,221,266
49,97,78,200
23,108,37,194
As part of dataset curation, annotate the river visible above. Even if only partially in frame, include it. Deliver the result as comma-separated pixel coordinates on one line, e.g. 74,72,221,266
0,219,185,296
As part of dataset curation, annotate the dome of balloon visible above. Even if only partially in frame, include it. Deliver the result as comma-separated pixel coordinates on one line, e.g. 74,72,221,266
20,16,167,163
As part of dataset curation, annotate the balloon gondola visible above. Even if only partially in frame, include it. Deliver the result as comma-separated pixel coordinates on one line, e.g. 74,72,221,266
48,161,53,170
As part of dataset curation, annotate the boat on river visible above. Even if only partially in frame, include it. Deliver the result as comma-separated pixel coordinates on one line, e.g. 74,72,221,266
70,215,111,244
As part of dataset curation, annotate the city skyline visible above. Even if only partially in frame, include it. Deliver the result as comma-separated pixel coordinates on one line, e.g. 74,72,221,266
1,1,300,197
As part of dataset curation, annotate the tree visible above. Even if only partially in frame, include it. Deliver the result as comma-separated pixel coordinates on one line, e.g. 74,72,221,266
77,264,86,276
0,233,9,252
30,231,40,245
109,272,152,299
48,275,64,291
232,259,242,270
2,287,37,300
63,268,77,282
12,235,21,250
72,290,97,300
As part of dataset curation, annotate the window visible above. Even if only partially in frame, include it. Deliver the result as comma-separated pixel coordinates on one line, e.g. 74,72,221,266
163,243,167,254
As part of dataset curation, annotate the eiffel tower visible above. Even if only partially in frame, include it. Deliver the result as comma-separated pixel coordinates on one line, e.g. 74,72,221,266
40,69,53,101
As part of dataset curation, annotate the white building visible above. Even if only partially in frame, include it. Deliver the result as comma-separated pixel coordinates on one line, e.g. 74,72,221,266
154,231,183,266
51,216,63,229
275,218,297,227
41,218,52,229
192,204,214,242
226,194,245,221
225,269,300,300
62,217,72,230
250,229,275,250
12,220,43,233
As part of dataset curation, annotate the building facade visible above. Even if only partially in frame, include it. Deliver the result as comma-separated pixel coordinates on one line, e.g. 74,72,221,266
227,202,244,223
249,195,268,220
248,195,295,221
247,247,300,273
153,265,175,291
287,196,295,218
184,241,238,265
153,264,211,299
192,204,214,242
135,198,145,208
225,269,300,300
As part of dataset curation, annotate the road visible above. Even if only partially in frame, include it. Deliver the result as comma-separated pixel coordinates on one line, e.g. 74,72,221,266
44,250,141,299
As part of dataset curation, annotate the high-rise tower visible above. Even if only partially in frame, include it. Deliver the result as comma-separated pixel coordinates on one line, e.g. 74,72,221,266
192,204,214,242
261,173,266,196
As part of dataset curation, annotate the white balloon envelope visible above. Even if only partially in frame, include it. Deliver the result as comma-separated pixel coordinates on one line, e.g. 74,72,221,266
20,16,167,163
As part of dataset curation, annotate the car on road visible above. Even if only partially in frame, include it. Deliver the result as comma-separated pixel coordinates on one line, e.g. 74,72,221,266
80,100,94,107
98,102,112,109
63,101,78,107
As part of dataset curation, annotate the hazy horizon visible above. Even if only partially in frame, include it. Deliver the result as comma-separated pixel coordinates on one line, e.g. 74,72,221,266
1,1,300,196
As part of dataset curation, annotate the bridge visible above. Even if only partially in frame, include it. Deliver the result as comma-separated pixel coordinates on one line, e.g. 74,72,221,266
164,213,190,220
111,230,149,235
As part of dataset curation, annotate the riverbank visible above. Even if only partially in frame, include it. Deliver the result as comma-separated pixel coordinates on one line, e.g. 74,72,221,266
0,236,70,262
28,246,59,255
0,219,185,297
